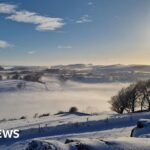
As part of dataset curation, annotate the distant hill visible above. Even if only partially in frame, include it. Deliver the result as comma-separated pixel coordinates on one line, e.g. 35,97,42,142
51,64,150,72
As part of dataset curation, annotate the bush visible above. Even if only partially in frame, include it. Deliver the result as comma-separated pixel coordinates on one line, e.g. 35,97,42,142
69,107,78,113
39,113,50,118
0,118,7,123
20,116,26,120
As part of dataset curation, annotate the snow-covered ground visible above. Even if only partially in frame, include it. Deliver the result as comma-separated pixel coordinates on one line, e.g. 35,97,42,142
3,137,150,150
0,111,150,149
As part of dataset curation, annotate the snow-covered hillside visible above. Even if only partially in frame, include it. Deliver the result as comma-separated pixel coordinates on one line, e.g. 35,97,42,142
0,111,150,149
0,80,47,92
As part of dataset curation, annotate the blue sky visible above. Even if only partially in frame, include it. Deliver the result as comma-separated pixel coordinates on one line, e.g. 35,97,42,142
0,0,150,66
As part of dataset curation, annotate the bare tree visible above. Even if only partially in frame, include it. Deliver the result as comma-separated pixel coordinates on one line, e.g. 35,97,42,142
109,87,134,114
136,80,150,111
110,79,150,114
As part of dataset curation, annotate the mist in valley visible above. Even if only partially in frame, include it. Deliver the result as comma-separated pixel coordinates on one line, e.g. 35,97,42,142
0,78,130,119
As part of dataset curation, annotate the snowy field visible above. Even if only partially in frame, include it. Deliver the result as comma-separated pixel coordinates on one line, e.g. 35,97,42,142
0,111,150,149
0,78,129,119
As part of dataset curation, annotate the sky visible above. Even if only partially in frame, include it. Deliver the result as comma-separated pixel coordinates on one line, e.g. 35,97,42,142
0,0,150,66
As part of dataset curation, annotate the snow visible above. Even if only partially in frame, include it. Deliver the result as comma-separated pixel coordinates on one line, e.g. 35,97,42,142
131,119,150,137
0,111,150,149
1,137,150,150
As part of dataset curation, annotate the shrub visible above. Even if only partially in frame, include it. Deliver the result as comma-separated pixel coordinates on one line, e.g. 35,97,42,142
20,116,26,120
69,107,78,113
0,118,7,123
39,113,50,118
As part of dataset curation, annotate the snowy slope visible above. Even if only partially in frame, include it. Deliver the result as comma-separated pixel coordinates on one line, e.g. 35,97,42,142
0,80,47,92
0,111,150,149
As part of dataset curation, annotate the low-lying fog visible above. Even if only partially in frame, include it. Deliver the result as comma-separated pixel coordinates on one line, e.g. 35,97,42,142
0,79,130,119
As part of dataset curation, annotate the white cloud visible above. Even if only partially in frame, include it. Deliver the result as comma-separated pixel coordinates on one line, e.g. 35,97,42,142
0,40,11,48
76,15,92,24
57,45,72,49
7,11,65,31
0,3,65,31
0,3,16,14
27,51,36,55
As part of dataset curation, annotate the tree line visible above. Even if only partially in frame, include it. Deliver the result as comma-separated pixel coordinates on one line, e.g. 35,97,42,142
109,79,150,114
